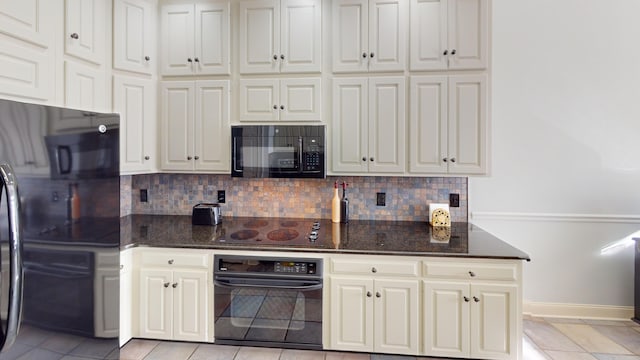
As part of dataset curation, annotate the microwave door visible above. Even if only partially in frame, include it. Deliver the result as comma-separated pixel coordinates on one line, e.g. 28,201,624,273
0,164,24,353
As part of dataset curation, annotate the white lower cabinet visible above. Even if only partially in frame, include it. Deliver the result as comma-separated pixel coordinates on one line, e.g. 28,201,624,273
328,257,420,355
119,249,133,347
137,249,211,342
424,281,517,359
422,259,521,360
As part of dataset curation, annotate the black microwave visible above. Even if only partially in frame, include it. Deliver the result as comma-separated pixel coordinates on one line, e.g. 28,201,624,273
231,125,325,178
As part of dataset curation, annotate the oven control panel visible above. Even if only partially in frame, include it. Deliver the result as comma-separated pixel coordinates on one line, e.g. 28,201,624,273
214,255,322,278
274,261,316,274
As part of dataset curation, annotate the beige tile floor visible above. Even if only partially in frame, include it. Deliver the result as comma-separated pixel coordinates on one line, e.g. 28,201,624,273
120,316,640,360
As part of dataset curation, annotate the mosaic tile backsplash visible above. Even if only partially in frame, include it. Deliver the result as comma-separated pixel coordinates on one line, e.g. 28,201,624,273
121,174,468,222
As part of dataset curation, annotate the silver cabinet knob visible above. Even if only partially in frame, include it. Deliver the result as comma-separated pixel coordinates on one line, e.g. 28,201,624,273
273,54,278,60
450,158,456,163
371,267,377,273
443,158,448,163
168,259,174,265
187,58,192,62
187,156,193,160
194,57,199,62
469,271,476,277
473,296,480,303
144,156,150,160
366,291,372,297
463,296,470,302
273,105,278,110
70,33,79,39
362,52,368,58
375,292,381,298
280,54,285,60
144,56,150,61
370,52,375,58
451,49,457,55
370,157,374,162
172,283,178,288
194,156,200,160
362,157,367,162
280,105,285,110
163,282,170,288
120,265,124,270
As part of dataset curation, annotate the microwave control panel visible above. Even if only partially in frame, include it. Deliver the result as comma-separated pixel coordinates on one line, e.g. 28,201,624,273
303,137,323,171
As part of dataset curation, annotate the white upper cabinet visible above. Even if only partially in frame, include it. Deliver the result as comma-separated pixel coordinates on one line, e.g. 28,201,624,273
332,77,406,174
65,0,106,65
332,0,407,73
0,0,53,47
410,0,488,71
160,80,230,172
64,61,107,112
160,1,230,76
409,74,487,174
113,0,156,75
239,0,322,74
0,1,56,102
113,76,157,174
239,78,322,122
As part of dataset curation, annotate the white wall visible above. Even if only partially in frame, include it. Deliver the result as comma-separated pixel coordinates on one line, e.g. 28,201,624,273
470,0,640,312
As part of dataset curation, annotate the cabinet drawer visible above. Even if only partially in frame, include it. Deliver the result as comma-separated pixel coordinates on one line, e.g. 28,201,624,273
331,258,420,277
140,250,210,269
423,261,518,281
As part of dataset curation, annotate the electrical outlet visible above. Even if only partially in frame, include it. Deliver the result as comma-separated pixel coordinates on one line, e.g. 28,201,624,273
140,189,148,203
376,192,386,206
217,190,226,203
449,193,459,207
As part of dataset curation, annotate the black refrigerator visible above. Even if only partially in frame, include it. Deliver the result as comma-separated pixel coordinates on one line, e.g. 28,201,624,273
0,98,120,359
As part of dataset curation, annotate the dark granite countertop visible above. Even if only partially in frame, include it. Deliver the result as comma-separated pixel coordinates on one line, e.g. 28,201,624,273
120,215,530,261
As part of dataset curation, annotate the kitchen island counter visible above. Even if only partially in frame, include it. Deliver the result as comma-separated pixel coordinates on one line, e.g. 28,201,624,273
120,215,529,260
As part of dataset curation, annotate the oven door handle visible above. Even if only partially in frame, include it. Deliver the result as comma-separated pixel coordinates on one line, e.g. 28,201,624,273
214,276,322,291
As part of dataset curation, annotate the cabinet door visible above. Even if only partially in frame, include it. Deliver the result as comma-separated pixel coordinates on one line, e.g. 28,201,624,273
114,76,156,174
0,0,53,47
65,0,105,65
374,279,419,355
64,61,107,112
194,80,230,172
471,284,517,360
119,249,133,347
139,269,173,340
447,75,487,174
239,79,280,121
410,0,448,71
160,4,195,75
195,1,230,75
332,78,368,173
332,0,368,73
423,280,470,358
113,0,155,75
409,76,448,173
239,0,280,74
448,0,487,70
0,41,53,102
329,277,374,352
95,268,120,338
280,78,321,122
368,77,405,173
368,0,407,72
280,0,321,73
173,270,208,342
160,81,195,171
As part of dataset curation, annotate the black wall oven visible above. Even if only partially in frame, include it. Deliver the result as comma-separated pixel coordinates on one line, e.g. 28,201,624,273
213,255,323,349
231,125,325,178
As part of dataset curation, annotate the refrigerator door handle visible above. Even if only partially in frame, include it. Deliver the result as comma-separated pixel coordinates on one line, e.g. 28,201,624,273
0,163,23,352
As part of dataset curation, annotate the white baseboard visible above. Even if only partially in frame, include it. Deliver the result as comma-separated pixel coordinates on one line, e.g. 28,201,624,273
524,301,634,320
